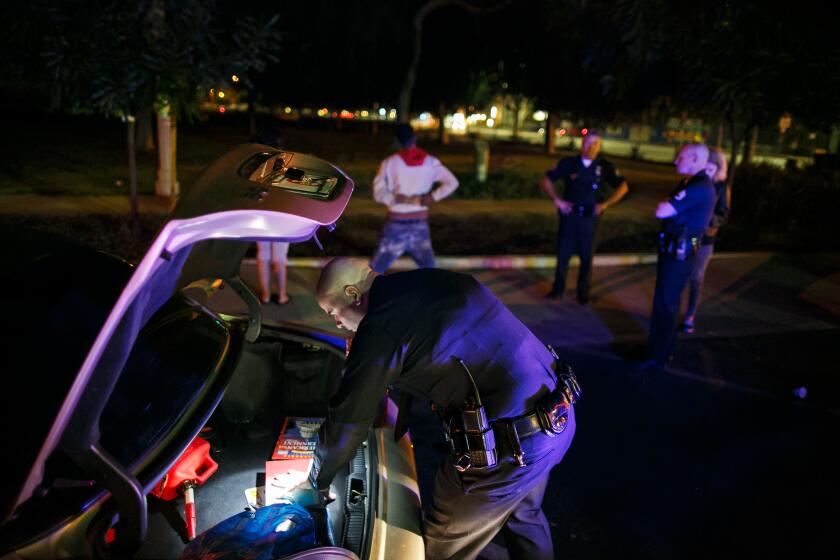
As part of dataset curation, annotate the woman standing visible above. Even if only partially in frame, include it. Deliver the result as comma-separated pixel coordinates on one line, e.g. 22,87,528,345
682,148,731,333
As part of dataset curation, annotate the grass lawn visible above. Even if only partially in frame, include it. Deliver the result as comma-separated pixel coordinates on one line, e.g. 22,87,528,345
5,111,827,260
0,111,679,200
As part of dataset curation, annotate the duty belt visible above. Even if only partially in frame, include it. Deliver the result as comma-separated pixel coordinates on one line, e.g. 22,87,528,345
658,231,700,260
443,353,581,472
572,203,595,218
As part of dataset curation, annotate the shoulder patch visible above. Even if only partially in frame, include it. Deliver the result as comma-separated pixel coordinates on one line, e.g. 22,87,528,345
674,190,687,201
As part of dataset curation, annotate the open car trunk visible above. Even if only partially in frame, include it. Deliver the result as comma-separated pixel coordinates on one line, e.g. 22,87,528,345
1,146,423,560
136,316,376,559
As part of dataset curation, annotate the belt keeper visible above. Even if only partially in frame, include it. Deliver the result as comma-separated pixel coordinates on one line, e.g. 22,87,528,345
506,421,526,467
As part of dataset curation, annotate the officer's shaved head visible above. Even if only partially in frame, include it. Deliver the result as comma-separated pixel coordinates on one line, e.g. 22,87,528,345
674,143,709,176
316,257,371,299
581,132,602,160
315,258,378,331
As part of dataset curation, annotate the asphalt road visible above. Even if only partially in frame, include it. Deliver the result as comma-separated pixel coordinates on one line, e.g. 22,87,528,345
214,252,840,559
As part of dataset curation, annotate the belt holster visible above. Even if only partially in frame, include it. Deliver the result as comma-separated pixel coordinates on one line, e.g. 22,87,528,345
444,404,498,472
658,231,699,261
537,351,582,437
442,359,498,472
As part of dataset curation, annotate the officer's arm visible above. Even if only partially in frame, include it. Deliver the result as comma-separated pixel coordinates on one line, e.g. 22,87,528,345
655,201,678,219
599,181,629,212
309,330,402,492
542,161,572,211
372,159,395,206
597,163,629,213
540,174,561,203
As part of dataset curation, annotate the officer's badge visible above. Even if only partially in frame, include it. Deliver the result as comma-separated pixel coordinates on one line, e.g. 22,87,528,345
674,189,687,201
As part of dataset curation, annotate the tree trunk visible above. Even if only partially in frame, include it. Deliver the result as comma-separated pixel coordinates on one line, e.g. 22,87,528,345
727,113,739,170
475,139,489,183
155,101,179,198
126,115,140,240
742,123,758,165
397,9,425,123
437,100,449,145
397,0,508,123
716,122,724,149
511,95,521,140
371,102,380,135
545,112,556,155
136,106,156,153
398,0,453,123
829,124,840,154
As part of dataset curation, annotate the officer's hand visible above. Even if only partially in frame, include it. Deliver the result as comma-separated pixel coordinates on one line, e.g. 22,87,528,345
318,488,337,505
556,199,573,215
596,202,608,216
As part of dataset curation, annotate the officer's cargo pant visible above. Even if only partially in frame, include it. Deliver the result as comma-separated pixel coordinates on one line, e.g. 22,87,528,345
553,212,596,301
649,253,695,363
424,409,576,560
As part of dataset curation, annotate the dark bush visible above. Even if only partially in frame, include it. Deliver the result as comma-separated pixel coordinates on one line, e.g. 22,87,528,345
729,164,840,248
452,169,543,199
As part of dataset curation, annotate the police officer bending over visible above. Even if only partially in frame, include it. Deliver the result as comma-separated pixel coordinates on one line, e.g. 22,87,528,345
309,257,580,560
542,131,629,303
646,143,716,369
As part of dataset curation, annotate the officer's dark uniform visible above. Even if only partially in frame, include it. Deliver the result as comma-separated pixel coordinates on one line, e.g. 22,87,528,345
545,155,626,302
649,171,716,364
310,269,576,560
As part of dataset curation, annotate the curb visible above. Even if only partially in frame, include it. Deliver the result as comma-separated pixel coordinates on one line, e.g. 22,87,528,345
245,252,767,270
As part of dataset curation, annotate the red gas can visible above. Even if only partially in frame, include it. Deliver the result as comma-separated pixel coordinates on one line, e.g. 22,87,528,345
151,435,218,540
151,436,218,501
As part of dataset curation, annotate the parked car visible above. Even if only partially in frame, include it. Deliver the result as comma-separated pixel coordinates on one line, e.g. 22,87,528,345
0,146,424,559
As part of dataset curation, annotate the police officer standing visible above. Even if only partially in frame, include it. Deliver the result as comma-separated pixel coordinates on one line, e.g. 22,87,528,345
646,143,716,368
542,131,629,303
308,257,579,560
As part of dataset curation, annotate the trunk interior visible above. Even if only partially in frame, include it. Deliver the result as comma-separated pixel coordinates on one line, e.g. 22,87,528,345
138,324,370,559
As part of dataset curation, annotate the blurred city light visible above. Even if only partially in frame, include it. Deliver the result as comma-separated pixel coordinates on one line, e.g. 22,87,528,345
231,75,239,83
533,110,547,121
447,112,466,132
218,91,225,98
